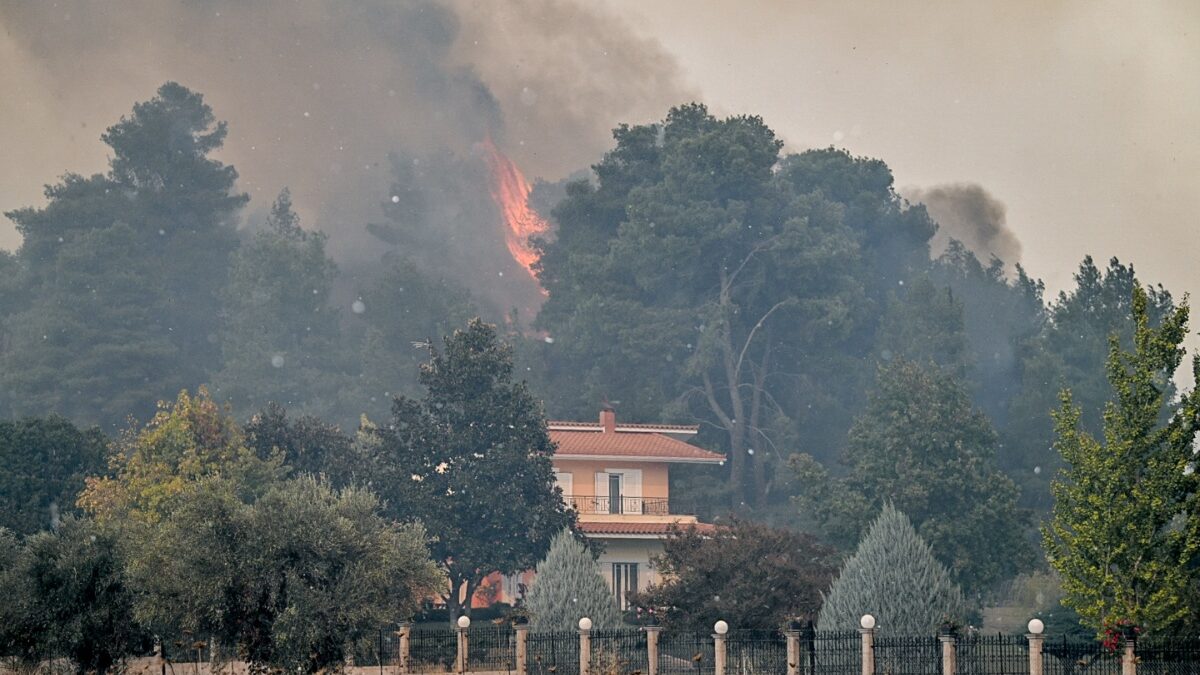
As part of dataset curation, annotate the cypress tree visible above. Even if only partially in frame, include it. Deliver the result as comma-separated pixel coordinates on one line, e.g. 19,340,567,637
818,504,964,634
525,530,621,631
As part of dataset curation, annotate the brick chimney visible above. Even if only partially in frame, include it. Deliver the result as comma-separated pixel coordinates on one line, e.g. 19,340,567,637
599,407,616,433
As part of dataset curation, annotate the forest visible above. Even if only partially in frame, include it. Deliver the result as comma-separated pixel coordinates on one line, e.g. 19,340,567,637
1,83,1196,637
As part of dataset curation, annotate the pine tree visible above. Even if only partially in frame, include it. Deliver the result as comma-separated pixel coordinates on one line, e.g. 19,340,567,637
525,530,621,631
818,504,965,634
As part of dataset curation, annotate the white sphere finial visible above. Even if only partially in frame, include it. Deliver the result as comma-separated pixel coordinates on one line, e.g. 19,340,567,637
714,620,729,635
1027,618,1044,635
457,615,471,629
860,614,876,630
579,617,593,631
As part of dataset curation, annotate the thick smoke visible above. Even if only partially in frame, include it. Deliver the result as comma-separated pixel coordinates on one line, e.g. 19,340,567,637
907,183,1022,265
0,0,693,311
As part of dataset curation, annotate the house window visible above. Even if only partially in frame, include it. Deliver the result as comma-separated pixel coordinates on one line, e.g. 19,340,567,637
612,562,639,610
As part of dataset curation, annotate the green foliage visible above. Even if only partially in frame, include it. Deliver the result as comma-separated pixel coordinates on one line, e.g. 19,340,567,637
0,518,147,672
632,519,836,631
818,504,965,634
2,82,246,430
0,416,107,535
1006,256,1174,511
214,189,346,420
1043,284,1200,633
129,476,443,672
535,104,936,511
792,359,1031,592
78,388,286,525
374,318,575,618
875,276,968,374
244,402,363,487
525,530,621,631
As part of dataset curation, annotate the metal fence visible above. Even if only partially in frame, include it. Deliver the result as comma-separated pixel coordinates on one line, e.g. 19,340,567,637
528,630,579,675
467,625,517,672
1130,637,1200,675
726,630,787,675
958,634,1027,675
1040,636,1120,675
658,630,715,675
874,635,942,675
590,628,648,675
797,630,860,675
410,626,458,673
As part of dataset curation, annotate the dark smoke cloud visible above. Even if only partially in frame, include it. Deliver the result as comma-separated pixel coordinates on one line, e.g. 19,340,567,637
906,183,1022,265
0,0,693,310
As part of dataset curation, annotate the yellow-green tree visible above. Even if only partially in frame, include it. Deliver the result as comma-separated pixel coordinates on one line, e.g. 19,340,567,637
78,387,284,524
1043,285,1200,633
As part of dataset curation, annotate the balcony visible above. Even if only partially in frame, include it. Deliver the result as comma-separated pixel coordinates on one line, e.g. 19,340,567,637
565,495,671,515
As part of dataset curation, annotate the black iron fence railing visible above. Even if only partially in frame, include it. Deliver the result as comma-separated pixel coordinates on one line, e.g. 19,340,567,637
958,633,1028,675
726,630,787,675
565,495,671,515
590,628,648,675
468,625,517,672
528,629,579,675
1041,636,1120,675
1136,636,1200,675
409,626,458,673
874,634,942,675
658,630,715,675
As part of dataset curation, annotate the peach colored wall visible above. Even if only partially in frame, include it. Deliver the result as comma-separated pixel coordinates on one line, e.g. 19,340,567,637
551,459,669,499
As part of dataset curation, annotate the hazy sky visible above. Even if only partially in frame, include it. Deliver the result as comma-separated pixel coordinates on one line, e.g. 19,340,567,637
2,0,1197,303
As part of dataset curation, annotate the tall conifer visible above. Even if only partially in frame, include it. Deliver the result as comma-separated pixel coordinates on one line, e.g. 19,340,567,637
525,530,621,631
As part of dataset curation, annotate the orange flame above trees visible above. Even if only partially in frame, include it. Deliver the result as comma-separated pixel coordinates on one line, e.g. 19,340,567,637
481,137,550,281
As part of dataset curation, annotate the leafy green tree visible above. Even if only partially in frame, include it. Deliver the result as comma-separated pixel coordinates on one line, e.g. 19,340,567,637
792,359,1031,591
536,105,935,510
244,402,363,487
0,416,107,534
1043,285,1200,633
875,275,968,374
818,504,965,634
525,530,621,631
130,476,443,672
632,519,836,631
374,318,575,619
2,83,247,429
0,518,147,673
1006,256,1173,511
1,223,180,427
78,388,285,526
214,189,345,419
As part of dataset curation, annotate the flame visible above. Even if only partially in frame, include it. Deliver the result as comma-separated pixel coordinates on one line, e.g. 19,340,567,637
481,137,550,281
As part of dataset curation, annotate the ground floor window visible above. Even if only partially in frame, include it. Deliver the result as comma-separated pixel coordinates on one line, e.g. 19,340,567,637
612,562,639,610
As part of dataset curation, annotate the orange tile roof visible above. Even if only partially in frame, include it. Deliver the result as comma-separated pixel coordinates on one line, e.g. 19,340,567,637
549,429,724,463
578,521,717,536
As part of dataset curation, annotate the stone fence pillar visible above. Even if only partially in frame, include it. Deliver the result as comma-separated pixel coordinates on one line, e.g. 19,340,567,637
515,621,529,675
938,631,957,675
859,615,877,675
644,625,662,675
785,624,801,675
1122,638,1136,675
713,621,728,675
578,618,592,675
1026,619,1045,675
398,623,412,675
456,616,470,675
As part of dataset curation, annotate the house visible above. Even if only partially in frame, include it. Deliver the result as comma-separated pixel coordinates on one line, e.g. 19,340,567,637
483,408,724,610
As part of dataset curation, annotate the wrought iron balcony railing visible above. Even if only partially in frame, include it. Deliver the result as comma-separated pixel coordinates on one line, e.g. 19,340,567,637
565,495,671,515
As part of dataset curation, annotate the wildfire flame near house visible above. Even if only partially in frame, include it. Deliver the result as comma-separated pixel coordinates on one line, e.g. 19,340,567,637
481,137,551,284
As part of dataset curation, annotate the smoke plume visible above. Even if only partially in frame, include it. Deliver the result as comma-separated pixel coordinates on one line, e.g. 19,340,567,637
0,0,693,311
906,183,1022,265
